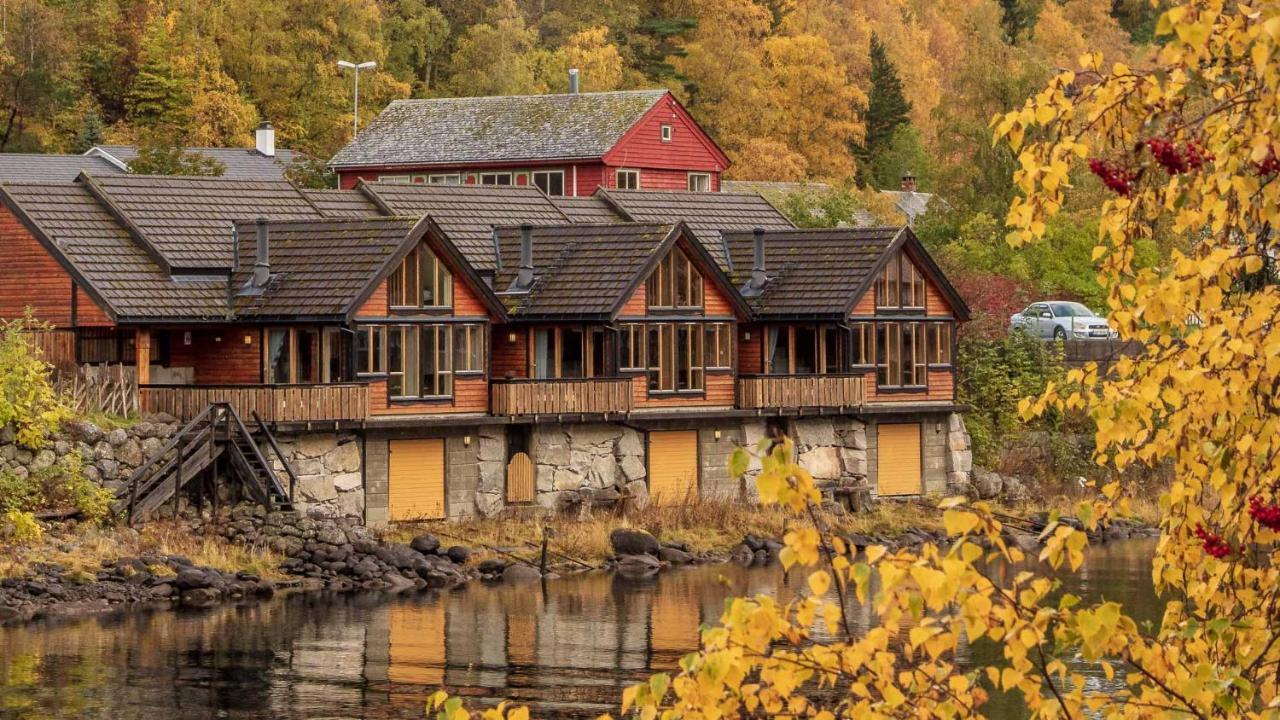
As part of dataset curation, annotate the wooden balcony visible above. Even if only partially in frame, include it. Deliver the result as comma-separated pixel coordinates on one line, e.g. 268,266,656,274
141,383,370,423
737,374,867,410
491,378,634,416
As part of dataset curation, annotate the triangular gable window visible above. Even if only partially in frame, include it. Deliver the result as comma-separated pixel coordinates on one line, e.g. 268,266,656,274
389,243,452,309
874,251,925,311
647,248,703,309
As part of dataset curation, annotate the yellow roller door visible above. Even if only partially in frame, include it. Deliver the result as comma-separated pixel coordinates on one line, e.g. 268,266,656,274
389,439,446,520
877,423,922,496
649,431,699,505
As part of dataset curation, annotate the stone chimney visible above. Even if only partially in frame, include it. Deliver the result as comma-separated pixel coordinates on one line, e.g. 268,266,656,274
900,172,917,193
255,122,276,158
568,68,580,94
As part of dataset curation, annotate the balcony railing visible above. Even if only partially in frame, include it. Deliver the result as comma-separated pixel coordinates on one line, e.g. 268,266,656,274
491,377,634,416
141,383,370,423
737,374,866,410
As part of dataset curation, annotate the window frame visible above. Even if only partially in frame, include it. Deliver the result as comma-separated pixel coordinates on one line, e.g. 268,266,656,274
660,124,673,143
531,169,565,196
686,172,711,192
873,321,930,390
646,249,703,310
263,327,331,384
479,172,515,186
616,168,640,190
426,173,461,185
874,252,927,311
388,244,453,310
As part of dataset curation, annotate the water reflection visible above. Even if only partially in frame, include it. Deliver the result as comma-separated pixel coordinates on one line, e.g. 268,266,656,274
0,539,1159,720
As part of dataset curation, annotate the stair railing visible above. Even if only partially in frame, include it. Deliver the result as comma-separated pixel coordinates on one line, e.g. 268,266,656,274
222,403,289,509
251,410,300,504
124,403,219,526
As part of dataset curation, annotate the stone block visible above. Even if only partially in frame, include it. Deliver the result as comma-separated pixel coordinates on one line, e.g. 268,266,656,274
325,441,361,473
553,468,582,491
620,454,646,481
299,475,337,502
624,480,650,510
616,429,644,458
537,442,571,467
798,446,841,480
475,492,503,518
568,424,621,447
847,427,868,451
948,413,966,433
477,460,505,493
295,434,338,458
476,433,505,463
587,454,618,487
334,490,364,518
535,465,555,492
948,449,973,473
292,456,324,476
333,472,362,492
947,432,969,452
793,417,836,448
839,448,868,477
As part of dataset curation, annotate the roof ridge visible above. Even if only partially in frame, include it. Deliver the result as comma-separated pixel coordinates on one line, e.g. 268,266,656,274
390,89,667,105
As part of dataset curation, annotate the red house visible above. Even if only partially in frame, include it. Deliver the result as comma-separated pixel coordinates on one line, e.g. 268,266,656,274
328,89,730,196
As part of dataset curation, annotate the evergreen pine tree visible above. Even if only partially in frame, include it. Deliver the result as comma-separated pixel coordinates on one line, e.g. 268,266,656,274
857,34,912,186
125,13,193,132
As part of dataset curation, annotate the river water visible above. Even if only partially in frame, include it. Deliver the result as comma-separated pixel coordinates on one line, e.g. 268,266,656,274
0,538,1159,719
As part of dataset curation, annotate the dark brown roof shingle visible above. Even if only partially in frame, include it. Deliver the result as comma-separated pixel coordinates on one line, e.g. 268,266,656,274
0,154,125,183
302,189,383,218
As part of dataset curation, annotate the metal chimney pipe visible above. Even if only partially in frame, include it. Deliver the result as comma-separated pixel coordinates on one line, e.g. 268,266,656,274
253,217,270,288
749,227,767,289
568,68,580,94
515,224,535,289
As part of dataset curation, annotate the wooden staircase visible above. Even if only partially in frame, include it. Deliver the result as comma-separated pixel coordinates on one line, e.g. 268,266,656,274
117,403,300,524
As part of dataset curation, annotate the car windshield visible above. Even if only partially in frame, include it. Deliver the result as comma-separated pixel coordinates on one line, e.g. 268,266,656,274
1050,302,1095,317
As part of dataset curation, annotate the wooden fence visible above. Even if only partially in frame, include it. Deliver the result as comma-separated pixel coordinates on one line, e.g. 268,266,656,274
1060,339,1144,366
25,330,77,373
491,378,634,415
56,364,139,417
737,374,867,410
141,383,370,423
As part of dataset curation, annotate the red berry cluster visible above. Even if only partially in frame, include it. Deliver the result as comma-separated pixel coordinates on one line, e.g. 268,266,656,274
1253,150,1280,176
1194,524,1232,559
1144,137,1211,175
1248,496,1280,531
1089,158,1136,196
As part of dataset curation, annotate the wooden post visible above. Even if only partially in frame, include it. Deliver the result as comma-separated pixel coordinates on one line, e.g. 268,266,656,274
539,526,549,575
135,328,152,387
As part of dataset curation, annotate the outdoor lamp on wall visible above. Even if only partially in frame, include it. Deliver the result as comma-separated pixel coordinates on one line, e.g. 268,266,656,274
464,435,472,447
507,332,518,343
713,429,722,441
244,334,253,345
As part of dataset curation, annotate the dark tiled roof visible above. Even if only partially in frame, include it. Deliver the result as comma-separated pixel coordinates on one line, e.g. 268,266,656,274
230,218,417,318
302,189,383,218
0,154,125,183
0,183,229,320
722,228,903,317
598,189,794,270
89,145,305,181
329,90,667,168
494,224,673,318
361,183,570,270
85,174,323,270
550,195,626,223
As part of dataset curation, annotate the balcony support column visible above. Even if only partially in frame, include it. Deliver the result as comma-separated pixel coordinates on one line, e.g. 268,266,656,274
135,328,151,386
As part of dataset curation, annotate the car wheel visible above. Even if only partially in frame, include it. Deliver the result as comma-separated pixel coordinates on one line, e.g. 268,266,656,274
1053,326,1066,342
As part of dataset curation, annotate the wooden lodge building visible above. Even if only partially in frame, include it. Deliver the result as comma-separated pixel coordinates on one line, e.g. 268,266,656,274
0,168,972,524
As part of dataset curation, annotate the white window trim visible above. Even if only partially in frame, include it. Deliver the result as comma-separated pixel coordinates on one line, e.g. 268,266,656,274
616,168,640,190
687,172,711,192
377,175,412,184
479,172,515,185
660,124,673,143
426,173,461,185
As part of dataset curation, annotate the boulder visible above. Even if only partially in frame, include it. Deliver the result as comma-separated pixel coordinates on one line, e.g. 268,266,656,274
798,447,842,480
616,430,644,458
325,441,361,473
474,492,503,519
609,528,660,556
624,480,650,510
619,455,647,482
503,564,543,583
179,588,220,607
174,568,214,591
478,558,509,575
445,546,473,564
116,439,144,467
1001,475,1028,501
149,583,175,598
145,412,179,425
972,468,1002,499
409,534,440,555
729,543,754,565
332,473,362,493
131,421,157,439
63,420,104,444
31,449,56,471
616,553,663,577
658,546,693,564
105,428,128,447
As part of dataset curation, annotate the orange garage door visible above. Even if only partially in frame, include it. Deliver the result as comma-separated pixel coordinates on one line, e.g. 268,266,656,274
649,431,699,505
389,439,446,520
877,423,922,496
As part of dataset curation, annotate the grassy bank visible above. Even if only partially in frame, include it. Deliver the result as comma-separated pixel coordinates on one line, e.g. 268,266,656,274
0,521,286,581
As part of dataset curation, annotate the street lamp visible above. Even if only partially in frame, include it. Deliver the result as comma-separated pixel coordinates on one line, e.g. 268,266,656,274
337,60,377,137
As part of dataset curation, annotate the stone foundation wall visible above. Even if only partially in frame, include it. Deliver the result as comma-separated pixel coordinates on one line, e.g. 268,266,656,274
530,423,648,511
945,412,973,489
268,432,363,520
2,416,181,496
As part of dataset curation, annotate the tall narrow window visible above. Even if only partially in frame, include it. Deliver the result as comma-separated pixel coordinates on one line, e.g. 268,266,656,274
390,245,453,309
875,252,926,310
822,327,846,373
766,327,790,375
850,323,871,366
266,329,291,384
660,124,673,142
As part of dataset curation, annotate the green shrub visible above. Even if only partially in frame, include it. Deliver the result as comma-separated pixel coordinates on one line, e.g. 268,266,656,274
0,313,72,448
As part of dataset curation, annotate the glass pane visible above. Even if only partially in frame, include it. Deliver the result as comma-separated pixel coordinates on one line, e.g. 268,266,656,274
675,254,689,306
647,325,661,390
690,265,703,306
355,328,370,374
824,327,844,373
419,251,435,306
795,327,817,374
620,326,633,369
387,327,403,396
767,328,789,374
533,329,553,379
267,329,290,383
297,329,319,383
675,325,689,390
561,328,584,379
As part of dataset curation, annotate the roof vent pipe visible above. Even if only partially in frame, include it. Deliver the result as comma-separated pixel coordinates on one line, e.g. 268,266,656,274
255,122,276,158
253,217,271,288
514,224,535,290
568,68,580,94
748,227,767,290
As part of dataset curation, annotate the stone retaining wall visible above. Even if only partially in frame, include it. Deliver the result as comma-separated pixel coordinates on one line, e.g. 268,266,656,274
267,432,364,520
0,416,180,496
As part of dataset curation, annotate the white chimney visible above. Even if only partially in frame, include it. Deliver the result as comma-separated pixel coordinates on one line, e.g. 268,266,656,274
568,68,580,94
255,121,276,157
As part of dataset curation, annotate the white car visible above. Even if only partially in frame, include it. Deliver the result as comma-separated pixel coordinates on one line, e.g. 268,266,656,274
1009,301,1118,341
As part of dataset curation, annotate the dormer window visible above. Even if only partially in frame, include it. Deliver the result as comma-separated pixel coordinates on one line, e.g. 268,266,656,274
388,244,452,309
874,252,926,310
661,124,673,143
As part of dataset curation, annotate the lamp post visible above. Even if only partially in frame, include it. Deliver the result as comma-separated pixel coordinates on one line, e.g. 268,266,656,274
337,60,377,137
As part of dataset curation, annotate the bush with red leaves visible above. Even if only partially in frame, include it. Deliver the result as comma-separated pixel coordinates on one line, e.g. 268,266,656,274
1194,524,1232,559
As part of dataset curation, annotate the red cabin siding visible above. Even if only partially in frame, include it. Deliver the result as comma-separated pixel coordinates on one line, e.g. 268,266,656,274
0,205,112,328
604,96,727,174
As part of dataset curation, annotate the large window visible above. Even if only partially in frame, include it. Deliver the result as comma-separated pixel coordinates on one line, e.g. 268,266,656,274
532,170,565,196
426,173,461,185
77,328,139,365
875,252,926,310
479,172,514,185
874,322,928,388
687,173,711,192
355,322,484,399
388,245,452,309
926,323,952,365
646,250,703,309
264,327,340,384
764,325,848,375
531,327,610,379
619,321,731,393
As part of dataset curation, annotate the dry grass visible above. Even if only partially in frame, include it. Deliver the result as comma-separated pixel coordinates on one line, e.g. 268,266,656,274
0,521,286,580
